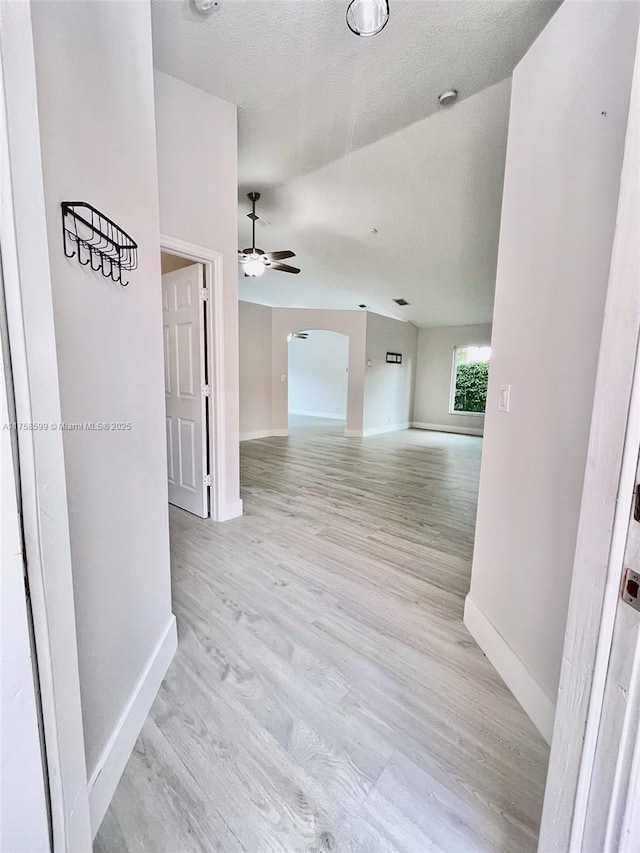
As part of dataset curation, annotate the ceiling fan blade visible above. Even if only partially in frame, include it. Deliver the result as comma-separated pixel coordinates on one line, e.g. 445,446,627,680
269,262,300,274
262,250,295,261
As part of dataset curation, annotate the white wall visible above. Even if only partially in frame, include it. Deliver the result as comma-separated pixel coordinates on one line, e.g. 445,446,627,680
31,0,176,832
288,330,349,419
239,300,272,439
466,0,640,742
364,313,418,435
242,306,417,437
413,324,492,436
154,71,241,517
271,308,367,436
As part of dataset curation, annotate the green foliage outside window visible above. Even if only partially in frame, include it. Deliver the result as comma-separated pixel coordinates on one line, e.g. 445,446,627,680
453,361,489,413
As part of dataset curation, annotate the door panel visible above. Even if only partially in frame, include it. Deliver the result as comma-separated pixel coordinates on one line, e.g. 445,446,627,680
176,323,194,397
166,417,175,483
178,417,197,489
162,264,208,517
163,325,171,394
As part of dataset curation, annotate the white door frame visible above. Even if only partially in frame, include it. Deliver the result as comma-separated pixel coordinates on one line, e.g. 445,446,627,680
160,235,228,522
0,3,92,849
538,26,640,853
1,209,50,853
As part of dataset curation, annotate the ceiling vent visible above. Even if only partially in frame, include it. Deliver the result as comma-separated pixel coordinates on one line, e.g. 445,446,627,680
358,303,367,308
393,298,410,306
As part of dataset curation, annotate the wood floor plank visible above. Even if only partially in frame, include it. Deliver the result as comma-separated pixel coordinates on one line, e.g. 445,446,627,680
95,417,548,852
94,716,247,853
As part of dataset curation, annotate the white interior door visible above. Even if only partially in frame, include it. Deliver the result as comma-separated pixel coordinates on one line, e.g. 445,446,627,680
162,263,208,518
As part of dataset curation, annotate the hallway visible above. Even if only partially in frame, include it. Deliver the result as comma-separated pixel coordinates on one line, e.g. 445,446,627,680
96,419,549,852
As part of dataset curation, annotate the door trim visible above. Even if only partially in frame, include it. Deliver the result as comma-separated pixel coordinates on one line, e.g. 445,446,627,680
539,26,640,852
160,235,231,522
0,4,92,848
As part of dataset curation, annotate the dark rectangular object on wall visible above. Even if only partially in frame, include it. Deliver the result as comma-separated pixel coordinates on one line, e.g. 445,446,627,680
386,352,402,364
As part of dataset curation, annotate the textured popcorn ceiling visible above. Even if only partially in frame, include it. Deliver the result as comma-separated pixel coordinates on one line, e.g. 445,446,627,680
151,0,559,327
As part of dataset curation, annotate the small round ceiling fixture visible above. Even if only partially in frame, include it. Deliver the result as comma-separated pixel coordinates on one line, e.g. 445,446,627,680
193,0,219,12
346,0,390,37
438,89,458,107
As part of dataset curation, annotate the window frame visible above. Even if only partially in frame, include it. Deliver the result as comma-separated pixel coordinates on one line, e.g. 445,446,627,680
448,344,490,417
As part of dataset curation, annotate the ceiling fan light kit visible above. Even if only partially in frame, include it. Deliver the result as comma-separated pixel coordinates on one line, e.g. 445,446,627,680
238,192,300,278
243,256,266,277
346,0,389,37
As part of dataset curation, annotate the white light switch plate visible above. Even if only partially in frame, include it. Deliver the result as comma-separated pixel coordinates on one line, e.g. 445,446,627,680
498,384,511,413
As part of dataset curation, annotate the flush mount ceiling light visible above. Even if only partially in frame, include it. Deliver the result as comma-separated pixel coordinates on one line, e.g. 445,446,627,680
438,89,459,106
346,0,389,37
193,0,219,11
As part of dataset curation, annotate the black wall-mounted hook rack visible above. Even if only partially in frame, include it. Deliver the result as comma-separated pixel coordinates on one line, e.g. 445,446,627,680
61,202,137,286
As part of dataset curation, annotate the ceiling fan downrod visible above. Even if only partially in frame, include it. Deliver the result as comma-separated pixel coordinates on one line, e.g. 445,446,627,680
247,191,260,252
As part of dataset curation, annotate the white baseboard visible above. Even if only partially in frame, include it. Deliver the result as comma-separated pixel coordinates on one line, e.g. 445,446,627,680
288,409,346,420
88,616,178,835
271,429,289,437
464,596,555,743
240,429,273,441
412,421,484,437
363,422,410,437
344,429,363,437
217,499,243,521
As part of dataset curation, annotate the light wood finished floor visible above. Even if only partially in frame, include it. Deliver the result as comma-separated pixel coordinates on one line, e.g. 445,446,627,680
95,417,549,853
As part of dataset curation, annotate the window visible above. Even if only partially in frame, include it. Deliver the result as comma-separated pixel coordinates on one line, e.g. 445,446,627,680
450,345,491,415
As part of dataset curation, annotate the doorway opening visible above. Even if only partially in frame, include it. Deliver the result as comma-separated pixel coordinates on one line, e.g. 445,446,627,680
287,329,349,436
159,237,227,521
161,251,210,518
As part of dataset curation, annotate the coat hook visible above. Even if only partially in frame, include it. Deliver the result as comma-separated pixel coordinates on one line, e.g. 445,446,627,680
78,241,91,266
